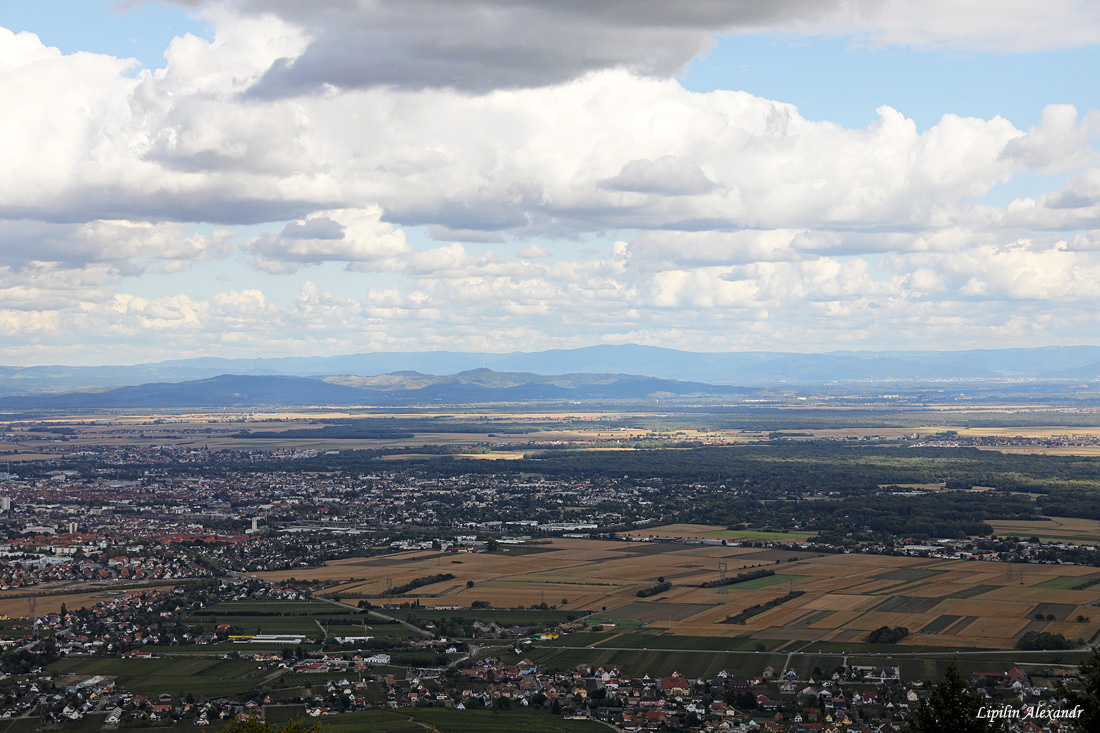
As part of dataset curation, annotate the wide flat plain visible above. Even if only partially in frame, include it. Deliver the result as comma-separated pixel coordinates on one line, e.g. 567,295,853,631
13,407,1100,460
254,535,1100,652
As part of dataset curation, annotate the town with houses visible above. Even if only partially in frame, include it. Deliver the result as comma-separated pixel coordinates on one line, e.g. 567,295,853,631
0,574,1085,732
0,425,1097,730
1,455,1099,589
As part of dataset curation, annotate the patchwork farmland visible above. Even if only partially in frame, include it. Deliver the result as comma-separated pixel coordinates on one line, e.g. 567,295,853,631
254,534,1100,652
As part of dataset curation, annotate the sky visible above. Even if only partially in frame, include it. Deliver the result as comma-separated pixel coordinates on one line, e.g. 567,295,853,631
1,1,1099,366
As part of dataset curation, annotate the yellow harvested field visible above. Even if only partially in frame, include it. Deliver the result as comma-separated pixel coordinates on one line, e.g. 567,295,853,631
802,594,882,612
962,618,1030,639
988,517,1100,544
749,606,813,627
0,587,169,617
856,612,936,630
812,610,860,629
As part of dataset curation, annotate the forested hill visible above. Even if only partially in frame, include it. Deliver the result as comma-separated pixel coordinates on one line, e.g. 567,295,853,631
6,343,1100,395
0,370,750,409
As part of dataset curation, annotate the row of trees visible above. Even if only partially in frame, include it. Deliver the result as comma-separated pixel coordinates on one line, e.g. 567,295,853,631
868,625,909,644
1015,630,1078,650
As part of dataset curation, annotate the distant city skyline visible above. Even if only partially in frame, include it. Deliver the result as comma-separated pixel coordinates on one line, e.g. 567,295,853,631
2,1,1100,365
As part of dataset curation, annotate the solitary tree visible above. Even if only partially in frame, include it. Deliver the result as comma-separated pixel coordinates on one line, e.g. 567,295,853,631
903,663,1006,733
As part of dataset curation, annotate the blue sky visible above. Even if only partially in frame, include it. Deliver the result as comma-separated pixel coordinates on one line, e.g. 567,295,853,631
1,1,1099,364
3,0,206,69
686,34,1100,132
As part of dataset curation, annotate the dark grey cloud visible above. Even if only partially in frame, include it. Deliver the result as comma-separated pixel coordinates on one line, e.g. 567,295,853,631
0,220,100,268
163,0,850,96
0,191,327,228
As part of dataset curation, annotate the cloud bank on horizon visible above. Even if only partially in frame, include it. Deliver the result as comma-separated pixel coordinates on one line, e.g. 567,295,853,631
1,0,1099,364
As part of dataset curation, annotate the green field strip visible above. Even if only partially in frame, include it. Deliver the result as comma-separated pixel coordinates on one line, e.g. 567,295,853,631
586,616,648,627
944,615,979,636
792,609,837,629
518,644,1069,682
918,614,962,634
587,632,787,652
876,567,948,583
403,608,575,624
725,573,807,590
1033,575,1099,590
942,585,1001,599
871,596,941,614
49,657,267,699
195,600,363,615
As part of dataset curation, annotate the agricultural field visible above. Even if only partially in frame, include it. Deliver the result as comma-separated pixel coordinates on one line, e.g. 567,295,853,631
259,537,1100,653
625,523,815,543
0,409,691,460
182,599,423,643
48,657,268,699
0,585,173,617
400,607,575,626
514,642,1094,682
11,405,1090,459
987,517,1100,544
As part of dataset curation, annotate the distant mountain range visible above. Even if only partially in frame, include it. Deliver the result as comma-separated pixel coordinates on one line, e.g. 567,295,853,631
2,344,1100,398
0,370,751,410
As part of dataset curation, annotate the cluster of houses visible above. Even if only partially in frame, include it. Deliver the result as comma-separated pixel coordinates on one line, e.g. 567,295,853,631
41,675,287,728
431,657,1078,732
0,546,212,590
